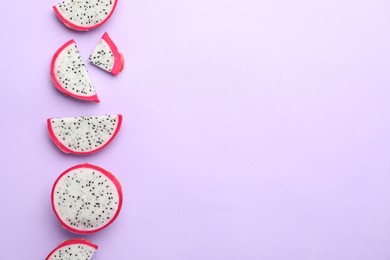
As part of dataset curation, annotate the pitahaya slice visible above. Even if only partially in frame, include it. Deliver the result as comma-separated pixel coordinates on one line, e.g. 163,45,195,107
89,32,124,76
52,164,123,234
47,114,122,155
51,40,99,103
53,0,118,31
46,239,98,260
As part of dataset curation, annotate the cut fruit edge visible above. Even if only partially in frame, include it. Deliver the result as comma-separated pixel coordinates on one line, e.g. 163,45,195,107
47,114,123,155
101,32,124,75
51,163,123,234
46,238,98,260
52,0,119,31
50,39,100,103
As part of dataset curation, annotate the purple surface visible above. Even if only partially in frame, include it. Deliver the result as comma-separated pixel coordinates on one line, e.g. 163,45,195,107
1,0,390,259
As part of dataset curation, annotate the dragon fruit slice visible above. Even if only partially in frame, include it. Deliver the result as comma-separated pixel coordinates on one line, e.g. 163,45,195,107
53,0,118,31
51,40,99,103
46,239,98,260
89,32,124,76
47,114,122,155
52,164,123,234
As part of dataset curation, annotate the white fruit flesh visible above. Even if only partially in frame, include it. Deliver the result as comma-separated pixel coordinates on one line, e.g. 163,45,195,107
89,39,115,72
49,115,120,153
54,43,96,97
55,0,116,28
47,243,96,260
53,166,120,232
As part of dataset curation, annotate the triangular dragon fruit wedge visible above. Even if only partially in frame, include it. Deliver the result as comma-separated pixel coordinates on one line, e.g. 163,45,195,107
53,0,119,31
51,40,100,103
52,164,123,234
47,114,123,155
89,32,124,76
46,239,98,260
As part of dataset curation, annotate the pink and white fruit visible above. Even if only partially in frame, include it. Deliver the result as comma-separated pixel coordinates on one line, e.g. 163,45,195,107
47,114,122,155
51,40,99,103
53,0,118,31
89,32,124,76
52,164,123,234
46,239,98,260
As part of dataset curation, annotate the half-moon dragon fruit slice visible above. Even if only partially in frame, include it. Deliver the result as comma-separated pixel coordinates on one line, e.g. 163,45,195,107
51,40,99,103
52,164,123,234
47,114,122,155
46,239,98,260
89,32,124,76
53,0,118,31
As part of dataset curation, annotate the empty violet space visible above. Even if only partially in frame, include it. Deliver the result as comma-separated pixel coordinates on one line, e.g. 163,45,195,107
0,0,390,259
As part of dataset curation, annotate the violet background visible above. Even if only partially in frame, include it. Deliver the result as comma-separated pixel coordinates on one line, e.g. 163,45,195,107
1,0,390,259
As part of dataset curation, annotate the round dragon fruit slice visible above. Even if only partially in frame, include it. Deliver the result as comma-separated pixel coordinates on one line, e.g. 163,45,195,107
89,32,124,76
52,164,123,234
47,114,123,155
46,239,98,260
51,40,99,103
53,0,118,31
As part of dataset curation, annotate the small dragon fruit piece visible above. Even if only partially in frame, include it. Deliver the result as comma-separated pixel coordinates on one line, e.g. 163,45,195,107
46,239,98,260
89,32,124,76
47,114,122,155
53,0,118,31
51,40,99,103
52,164,123,234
